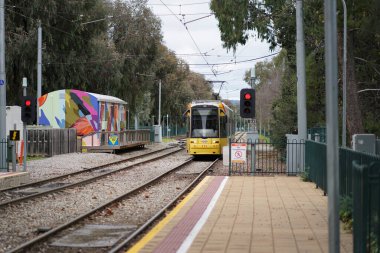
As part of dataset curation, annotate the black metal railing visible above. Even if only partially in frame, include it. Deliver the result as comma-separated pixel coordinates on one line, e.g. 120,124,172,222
305,140,327,194
353,161,380,253
229,138,305,176
305,140,380,196
306,140,380,251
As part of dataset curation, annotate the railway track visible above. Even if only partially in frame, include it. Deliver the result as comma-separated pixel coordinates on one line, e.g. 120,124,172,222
0,147,180,207
6,158,218,253
234,131,245,142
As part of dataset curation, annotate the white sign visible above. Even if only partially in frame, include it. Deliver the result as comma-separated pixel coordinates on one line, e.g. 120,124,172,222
231,143,247,163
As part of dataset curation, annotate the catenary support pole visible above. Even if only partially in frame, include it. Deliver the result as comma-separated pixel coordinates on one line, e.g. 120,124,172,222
296,0,307,174
296,0,307,142
341,0,347,147
158,79,161,126
0,0,6,170
22,78,27,172
37,20,42,125
324,0,340,252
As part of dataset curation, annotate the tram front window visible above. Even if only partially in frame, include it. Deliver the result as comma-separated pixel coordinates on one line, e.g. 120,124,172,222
191,108,218,138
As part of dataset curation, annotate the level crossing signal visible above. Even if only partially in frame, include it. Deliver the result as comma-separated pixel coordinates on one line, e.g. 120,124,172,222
21,96,36,124
240,88,255,118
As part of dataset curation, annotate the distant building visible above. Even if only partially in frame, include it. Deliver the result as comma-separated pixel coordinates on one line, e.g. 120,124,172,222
38,89,128,135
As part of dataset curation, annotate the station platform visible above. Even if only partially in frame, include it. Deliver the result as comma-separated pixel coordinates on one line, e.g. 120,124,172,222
127,176,353,253
0,171,30,190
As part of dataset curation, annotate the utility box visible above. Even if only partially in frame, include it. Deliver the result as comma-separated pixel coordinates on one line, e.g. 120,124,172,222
246,132,259,143
6,106,24,141
223,146,229,166
286,134,304,175
352,134,376,154
6,106,24,163
153,125,162,143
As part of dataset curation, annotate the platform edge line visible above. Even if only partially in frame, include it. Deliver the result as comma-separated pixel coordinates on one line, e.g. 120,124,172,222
177,176,228,253
126,176,210,253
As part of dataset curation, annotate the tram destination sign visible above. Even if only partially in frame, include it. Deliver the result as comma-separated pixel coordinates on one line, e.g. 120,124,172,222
231,143,247,163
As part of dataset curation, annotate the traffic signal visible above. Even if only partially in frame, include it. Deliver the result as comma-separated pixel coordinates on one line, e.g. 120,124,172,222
21,96,36,124
240,88,255,118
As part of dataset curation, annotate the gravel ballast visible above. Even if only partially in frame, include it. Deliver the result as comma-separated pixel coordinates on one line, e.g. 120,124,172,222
1,142,228,252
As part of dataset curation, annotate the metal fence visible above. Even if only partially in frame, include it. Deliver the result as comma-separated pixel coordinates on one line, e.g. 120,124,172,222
306,140,380,251
27,128,78,157
305,140,327,194
353,161,380,252
0,138,7,171
229,138,305,176
305,140,380,196
308,127,326,143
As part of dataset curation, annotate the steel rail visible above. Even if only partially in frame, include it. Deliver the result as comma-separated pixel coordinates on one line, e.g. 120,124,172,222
0,148,182,208
7,157,195,253
108,158,219,253
1,146,177,192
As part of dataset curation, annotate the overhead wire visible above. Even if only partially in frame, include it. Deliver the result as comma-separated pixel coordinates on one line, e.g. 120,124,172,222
148,2,209,6
6,0,277,90
158,0,217,78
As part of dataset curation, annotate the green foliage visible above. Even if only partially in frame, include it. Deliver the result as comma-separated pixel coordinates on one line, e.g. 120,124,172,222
339,195,353,231
5,0,213,126
212,0,380,139
270,63,297,150
259,134,270,143
370,232,379,253
300,167,310,182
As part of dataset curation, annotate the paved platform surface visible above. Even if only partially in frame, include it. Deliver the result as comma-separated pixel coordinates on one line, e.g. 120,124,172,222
128,176,353,253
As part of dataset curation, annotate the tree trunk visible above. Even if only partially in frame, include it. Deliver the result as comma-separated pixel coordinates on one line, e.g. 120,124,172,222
345,31,364,137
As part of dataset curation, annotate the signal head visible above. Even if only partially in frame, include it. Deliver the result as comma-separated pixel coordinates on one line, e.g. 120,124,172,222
239,88,255,118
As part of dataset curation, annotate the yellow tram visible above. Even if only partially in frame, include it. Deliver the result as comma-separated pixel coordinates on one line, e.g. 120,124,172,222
184,100,235,156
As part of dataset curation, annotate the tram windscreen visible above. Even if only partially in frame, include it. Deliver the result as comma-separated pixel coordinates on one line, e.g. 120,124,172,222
191,108,218,138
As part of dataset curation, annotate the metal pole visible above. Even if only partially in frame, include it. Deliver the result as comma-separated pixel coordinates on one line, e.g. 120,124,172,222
324,0,340,251
296,0,307,142
341,0,347,147
127,110,130,129
0,0,7,170
11,124,16,172
23,81,27,172
158,79,161,126
37,21,42,125
166,114,169,138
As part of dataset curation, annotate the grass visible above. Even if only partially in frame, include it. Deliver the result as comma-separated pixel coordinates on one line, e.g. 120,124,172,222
299,167,310,182
259,134,270,143
26,156,45,161
162,138,176,143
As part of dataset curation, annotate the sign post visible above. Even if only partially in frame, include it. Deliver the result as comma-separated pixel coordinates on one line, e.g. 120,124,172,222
22,78,27,172
231,143,247,164
10,125,19,172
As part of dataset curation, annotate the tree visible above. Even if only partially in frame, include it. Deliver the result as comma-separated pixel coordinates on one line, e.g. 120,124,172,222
244,50,286,133
211,0,380,139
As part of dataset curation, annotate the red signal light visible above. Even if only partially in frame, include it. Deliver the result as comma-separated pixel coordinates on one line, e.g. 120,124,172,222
244,93,251,100
25,100,31,106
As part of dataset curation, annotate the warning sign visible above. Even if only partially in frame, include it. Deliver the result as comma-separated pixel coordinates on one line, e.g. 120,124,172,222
9,130,20,141
231,143,247,163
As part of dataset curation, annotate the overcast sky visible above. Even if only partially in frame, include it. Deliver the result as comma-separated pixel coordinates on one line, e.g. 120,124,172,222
146,0,276,100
